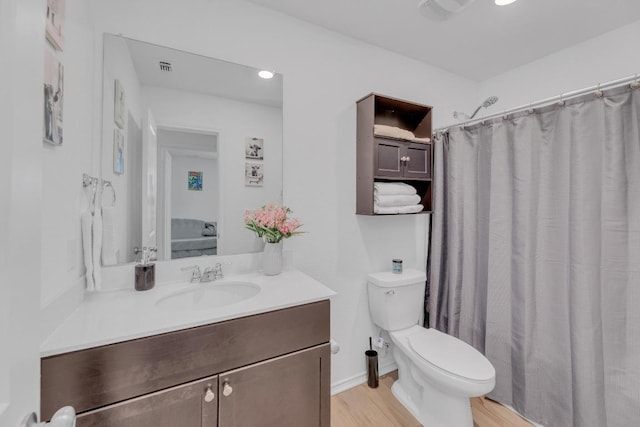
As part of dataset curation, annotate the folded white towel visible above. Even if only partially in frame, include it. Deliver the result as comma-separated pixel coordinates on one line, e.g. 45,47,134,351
374,124,415,141
374,204,424,214
81,210,95,291
101,206,117,266
92,208,103,290
374,182,417,195
374,194,422,207
413,136,431,143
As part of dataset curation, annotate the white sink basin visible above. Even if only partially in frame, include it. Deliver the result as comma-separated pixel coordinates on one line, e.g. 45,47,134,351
156,281,260,311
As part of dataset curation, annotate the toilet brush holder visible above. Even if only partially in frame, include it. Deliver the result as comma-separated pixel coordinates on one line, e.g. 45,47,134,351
366,349,379,388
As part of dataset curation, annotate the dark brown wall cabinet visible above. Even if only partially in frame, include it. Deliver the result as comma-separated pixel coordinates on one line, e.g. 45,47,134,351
357,93,434,215
42,301,331,427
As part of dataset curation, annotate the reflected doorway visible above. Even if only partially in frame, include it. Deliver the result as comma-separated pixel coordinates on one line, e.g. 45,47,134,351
156,128,220,260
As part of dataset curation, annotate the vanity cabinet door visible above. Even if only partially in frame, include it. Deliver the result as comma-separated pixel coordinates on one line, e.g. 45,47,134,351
76,376,218,427
218,344,330,427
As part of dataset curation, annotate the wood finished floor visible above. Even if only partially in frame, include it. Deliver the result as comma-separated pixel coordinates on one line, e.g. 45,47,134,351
331,371,533,427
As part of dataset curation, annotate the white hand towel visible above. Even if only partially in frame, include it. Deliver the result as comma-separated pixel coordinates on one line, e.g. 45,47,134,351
374,194,422,207
92,208,103,290
101,206,117,266
374,204,424,214
81,210,95,291
374,182,417,195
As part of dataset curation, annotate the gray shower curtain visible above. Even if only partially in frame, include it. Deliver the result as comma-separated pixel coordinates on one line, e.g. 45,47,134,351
428,86,640,427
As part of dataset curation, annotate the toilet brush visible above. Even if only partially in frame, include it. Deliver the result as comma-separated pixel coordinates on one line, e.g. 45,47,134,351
366,337,379,388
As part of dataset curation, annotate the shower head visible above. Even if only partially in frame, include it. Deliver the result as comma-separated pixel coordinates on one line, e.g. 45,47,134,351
482,96,499,108
467,96,499,119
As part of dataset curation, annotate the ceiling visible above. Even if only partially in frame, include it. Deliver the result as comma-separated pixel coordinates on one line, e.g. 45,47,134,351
246,0,640,81
124,36,283,107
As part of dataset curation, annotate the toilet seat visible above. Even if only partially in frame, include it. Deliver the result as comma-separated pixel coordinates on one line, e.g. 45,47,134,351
408,328,494,383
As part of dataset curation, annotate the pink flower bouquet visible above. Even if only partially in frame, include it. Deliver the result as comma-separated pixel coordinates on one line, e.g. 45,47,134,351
244,204,303,243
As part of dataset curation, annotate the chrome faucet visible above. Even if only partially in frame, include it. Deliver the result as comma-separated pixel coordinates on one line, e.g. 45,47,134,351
201,263,224,282
181,265,202,283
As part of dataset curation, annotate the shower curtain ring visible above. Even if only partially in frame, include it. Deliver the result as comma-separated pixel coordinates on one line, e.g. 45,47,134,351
594,83,604,98
527,102,534,114
631,74,640,89
556,94,565,107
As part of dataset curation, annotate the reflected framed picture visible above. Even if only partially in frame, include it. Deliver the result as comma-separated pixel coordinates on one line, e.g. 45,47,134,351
45,0,65,51
245,163,264,187
43,49,64,145
245,137,264,160
113,129,124,174
114,79,125,129
188,171,203,191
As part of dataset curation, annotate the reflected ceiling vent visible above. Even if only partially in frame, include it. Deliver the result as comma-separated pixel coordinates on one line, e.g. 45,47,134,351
159,61,172,72
418,0,476,21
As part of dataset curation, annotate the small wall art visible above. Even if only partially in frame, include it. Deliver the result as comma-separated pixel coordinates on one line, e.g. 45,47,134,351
114,79,125,129
245,163,264,187
188,171,203,191
45,0,65,50
43,49,64,145
245,137,264,160
113,129,124,174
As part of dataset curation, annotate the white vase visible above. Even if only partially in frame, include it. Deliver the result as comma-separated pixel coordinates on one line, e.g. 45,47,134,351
263,241,283,276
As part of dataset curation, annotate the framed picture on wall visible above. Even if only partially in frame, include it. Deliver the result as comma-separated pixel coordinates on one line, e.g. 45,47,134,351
45,0,65,51
245,137,264,160
188,171,203,191
245,163,264,187
113,129,124,174
114,79,125,129
43,49,64,145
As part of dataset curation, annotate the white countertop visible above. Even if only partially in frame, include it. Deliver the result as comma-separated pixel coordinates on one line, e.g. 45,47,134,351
40,269,336,357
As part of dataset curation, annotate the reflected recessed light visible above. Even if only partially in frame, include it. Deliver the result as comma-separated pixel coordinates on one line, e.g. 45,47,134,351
258,70,274,79
495,0,518,5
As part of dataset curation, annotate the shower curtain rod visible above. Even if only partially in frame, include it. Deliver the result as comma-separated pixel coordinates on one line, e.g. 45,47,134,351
436,73,640,133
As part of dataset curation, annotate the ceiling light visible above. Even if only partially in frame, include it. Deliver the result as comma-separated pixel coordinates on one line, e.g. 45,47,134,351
258,70,274,79
495,0,518,5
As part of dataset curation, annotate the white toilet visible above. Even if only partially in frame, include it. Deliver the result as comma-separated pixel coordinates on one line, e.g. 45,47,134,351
368,269,496,427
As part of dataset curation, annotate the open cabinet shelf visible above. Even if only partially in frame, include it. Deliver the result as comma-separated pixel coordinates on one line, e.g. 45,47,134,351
356,93,433,215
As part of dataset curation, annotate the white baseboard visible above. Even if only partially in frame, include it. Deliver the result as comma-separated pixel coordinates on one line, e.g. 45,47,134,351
331,362,397,395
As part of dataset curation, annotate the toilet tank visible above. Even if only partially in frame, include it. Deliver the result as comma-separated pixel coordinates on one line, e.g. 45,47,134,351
367,269,427,331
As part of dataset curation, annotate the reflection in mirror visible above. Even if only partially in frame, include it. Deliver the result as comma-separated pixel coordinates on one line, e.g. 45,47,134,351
101,34,283,266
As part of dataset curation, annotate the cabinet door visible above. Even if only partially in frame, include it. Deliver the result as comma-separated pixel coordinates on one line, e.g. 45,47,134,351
374,139,403,178
218,344,330,427
403,142,431,179
76,376,218,427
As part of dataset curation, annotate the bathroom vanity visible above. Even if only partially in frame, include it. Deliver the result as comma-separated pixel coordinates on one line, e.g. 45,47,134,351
40,269,334,426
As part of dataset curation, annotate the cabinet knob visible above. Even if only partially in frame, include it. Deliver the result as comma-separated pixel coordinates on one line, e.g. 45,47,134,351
400,156,407,162
204,386,215,403
406,156,411,162
223,382,233,397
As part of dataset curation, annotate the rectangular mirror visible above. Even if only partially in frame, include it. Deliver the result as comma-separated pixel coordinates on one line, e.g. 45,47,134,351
100,34,283,265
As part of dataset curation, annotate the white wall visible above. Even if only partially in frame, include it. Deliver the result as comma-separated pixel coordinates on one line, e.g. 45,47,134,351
92,0,477,388
144,86,283,255
478,19,640,115
170,156,218,221
39,0,95,311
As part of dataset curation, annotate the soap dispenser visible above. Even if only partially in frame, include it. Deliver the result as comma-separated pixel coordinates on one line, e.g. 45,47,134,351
135,246,156,291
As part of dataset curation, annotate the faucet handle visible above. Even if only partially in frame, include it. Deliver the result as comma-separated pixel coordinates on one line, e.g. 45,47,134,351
181,265,201,282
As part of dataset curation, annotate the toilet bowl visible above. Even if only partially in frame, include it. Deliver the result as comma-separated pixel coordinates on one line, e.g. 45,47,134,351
367,269,496,427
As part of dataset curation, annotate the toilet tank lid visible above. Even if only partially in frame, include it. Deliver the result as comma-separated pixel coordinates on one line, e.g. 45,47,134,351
367,269,426,288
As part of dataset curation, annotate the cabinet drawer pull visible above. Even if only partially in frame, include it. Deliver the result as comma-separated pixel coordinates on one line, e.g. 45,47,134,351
223,382,233,397
204,386,215,403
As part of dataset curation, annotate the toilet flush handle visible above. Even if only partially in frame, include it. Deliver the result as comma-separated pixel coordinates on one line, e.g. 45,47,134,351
385,290,395,296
